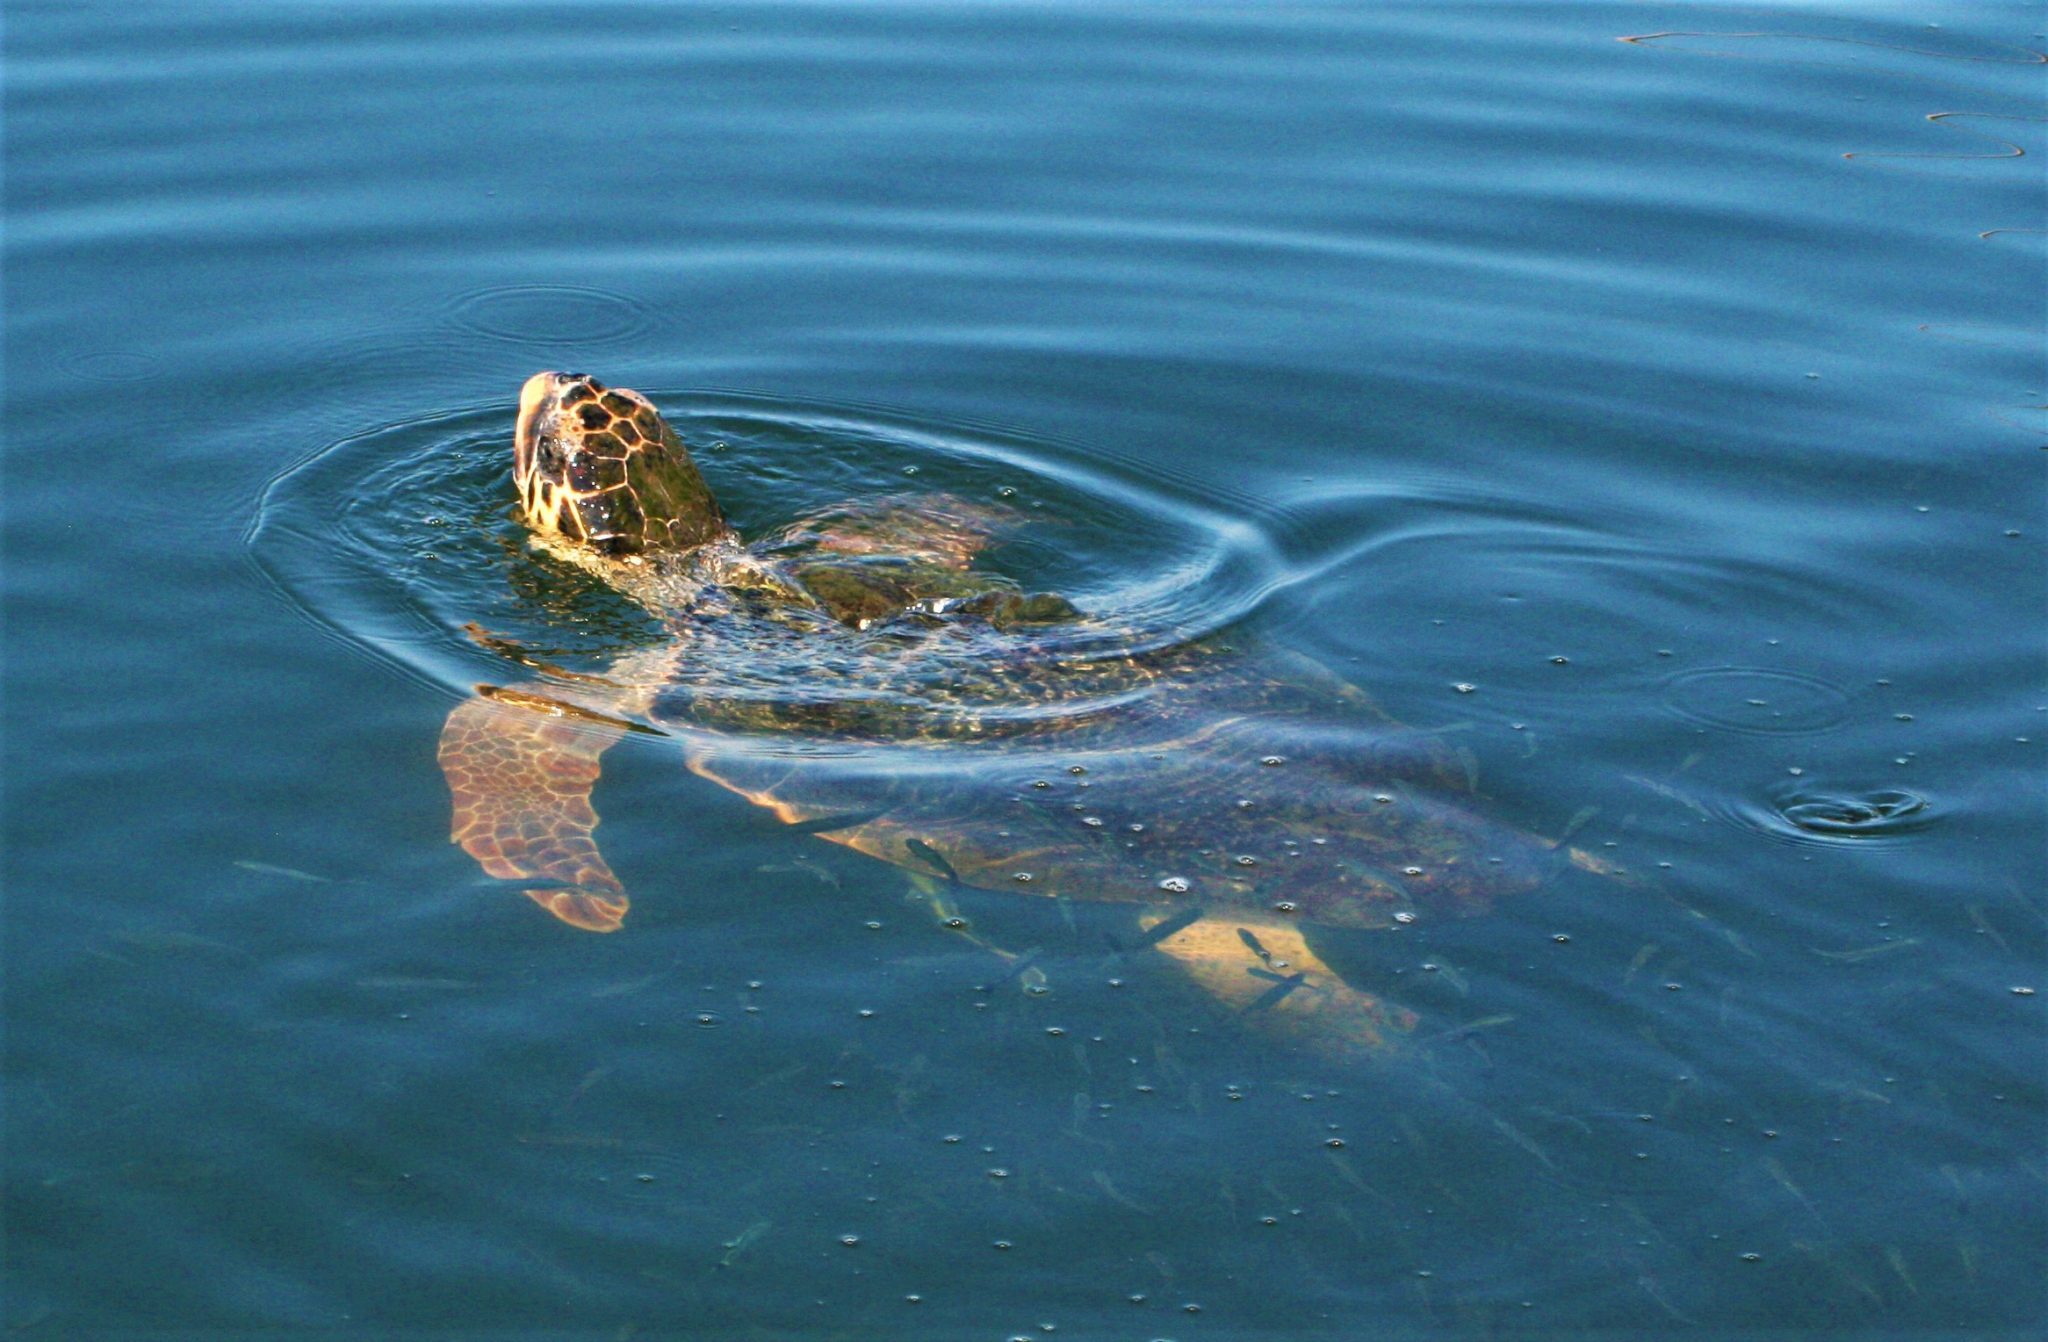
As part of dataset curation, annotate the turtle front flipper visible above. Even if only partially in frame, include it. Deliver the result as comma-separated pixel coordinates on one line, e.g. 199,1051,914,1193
437,685,634,932
1141,914,1419,1057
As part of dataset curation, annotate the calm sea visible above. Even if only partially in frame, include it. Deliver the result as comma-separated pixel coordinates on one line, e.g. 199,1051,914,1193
5,3,2043,1338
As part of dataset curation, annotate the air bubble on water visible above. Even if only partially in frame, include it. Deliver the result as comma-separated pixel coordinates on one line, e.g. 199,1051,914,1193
1014,872,1034,883
1260,755,1286,767
1158,876,1190,894
1081,817,1104,828
1453,683,1477,694
1234,855,1258,867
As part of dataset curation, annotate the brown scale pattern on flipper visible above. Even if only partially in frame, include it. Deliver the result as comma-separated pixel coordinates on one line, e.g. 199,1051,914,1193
438,690,629,932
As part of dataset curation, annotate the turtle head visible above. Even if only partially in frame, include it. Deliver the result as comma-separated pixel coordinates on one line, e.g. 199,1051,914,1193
513,372,727,554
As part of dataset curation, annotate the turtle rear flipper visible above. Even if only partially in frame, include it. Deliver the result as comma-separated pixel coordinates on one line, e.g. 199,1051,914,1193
1143,915,1420,1057
438,686,631,932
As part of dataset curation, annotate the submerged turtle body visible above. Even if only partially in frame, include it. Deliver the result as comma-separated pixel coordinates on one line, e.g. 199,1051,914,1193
439,373,1600,1053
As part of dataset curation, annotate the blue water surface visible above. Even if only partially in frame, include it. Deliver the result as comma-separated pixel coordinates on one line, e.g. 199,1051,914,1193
5,2,2044,1338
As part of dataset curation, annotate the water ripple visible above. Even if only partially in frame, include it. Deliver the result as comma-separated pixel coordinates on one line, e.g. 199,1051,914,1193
1661,667,1854,736
61,350,163,383
1720,782,1942,849
442,284,656,348
246,389,1283,703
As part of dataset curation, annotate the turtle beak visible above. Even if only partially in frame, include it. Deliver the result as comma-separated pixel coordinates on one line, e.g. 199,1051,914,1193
513,371,602,541
514,371,569,503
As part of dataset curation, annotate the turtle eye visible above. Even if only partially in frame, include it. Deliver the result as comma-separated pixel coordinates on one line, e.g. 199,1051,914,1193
537,439,566,474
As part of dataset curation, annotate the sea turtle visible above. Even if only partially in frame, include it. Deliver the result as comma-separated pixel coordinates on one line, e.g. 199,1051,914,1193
438,372,1613,1052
